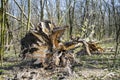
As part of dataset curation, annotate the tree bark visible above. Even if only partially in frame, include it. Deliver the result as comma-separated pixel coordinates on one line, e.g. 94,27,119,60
69,0,75,37
27,0,31,31
0,0,5,67
56,0,60,23
40,0,45,20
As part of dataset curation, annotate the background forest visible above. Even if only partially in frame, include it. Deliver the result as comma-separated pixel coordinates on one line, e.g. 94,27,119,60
0,0,120,80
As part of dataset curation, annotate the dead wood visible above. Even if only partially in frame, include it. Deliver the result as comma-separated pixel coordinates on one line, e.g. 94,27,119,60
87,41,104,53
20,20,104,70
76,41,104,56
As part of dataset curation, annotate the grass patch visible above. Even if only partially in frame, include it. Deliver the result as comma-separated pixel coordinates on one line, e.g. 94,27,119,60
76,51,120,70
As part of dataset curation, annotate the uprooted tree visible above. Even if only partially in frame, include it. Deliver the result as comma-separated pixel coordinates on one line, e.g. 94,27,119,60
20,20,103,69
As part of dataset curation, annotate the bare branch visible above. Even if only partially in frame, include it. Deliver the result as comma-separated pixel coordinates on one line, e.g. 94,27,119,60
13,0,34,28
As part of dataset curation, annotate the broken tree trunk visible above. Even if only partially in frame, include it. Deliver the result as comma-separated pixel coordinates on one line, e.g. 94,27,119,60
76,41,104,56
20,20,97,69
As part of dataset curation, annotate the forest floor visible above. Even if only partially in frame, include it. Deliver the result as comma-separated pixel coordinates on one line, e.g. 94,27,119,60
0,45,120,80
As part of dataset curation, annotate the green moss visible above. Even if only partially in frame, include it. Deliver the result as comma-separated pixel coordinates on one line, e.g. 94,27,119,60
0,69,4,74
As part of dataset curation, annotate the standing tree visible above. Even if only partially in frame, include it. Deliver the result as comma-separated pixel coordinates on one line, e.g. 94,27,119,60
40,0,45,20
0,0,5,66
68,0,75,37
56,0,60,23
111,0,120,67
27,0,31,31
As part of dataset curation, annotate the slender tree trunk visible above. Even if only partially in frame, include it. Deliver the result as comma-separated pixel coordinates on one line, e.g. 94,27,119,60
81,0,89,38
4,0,12,51
99,0,105,39
108,6,111,37
111,0,119,68
40,0,45,20
45,0,50,19
69,0,72,36
0,0,5,66
20,0,24,37
27,0,31,31
69,0,75,37
56,0,60,23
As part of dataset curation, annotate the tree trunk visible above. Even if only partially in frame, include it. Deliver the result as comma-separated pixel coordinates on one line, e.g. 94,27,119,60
111,0,120,68
56,0,60,23
69,0,75,37
0,0,5,67
40,0,45,20
27,0,31,31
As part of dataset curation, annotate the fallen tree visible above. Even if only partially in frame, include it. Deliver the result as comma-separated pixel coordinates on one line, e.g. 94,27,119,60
20,20,103,69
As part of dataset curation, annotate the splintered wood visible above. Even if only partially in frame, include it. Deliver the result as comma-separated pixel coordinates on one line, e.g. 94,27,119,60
76,41,104,56
20,20,104,69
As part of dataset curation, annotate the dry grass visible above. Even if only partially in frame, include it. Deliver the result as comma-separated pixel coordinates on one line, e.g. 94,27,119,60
0,43,120,80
